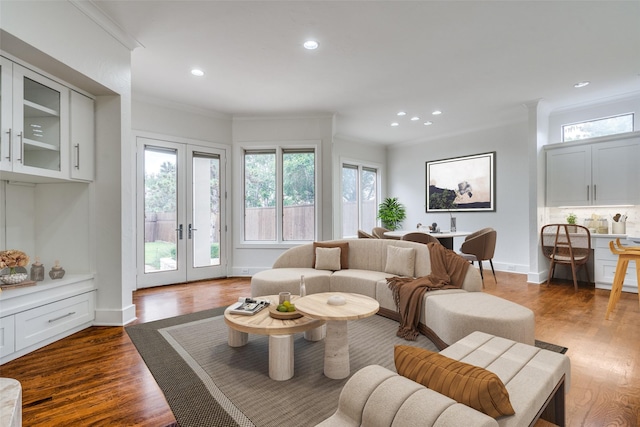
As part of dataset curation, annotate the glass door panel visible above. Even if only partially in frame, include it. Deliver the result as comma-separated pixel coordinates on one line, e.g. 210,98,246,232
191,153,220,268
143,146,179,273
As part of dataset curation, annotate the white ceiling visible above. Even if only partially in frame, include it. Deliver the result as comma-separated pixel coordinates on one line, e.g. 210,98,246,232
92,0,640,145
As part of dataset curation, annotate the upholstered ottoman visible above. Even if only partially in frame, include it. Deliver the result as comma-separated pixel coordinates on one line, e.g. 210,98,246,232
317,331,570,427
424,292,535,348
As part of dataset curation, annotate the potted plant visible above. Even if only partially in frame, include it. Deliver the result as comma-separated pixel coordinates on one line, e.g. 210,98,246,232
566,213,577,232
377,197,406,231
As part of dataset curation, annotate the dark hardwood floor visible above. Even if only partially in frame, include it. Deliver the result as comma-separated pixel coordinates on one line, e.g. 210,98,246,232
1,273,638,426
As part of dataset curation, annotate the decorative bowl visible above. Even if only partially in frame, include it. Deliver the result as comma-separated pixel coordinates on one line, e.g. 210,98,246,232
1,273,28,285
268,304,303,320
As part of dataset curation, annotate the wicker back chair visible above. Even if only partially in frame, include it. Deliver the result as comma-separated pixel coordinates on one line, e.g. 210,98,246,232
541,224,591,291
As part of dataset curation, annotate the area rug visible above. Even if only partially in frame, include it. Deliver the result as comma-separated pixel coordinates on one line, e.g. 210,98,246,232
126,309,568,427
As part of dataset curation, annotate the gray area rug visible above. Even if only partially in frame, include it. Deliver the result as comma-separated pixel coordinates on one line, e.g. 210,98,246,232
126,309,439,427
126,309,568,427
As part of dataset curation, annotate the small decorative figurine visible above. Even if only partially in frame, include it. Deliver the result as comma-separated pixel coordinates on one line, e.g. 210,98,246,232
49,260,66,280
30,257,45,281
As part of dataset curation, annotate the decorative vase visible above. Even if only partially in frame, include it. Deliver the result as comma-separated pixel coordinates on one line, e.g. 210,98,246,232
0,267,28,285
49,261,65,279
31,260,45,281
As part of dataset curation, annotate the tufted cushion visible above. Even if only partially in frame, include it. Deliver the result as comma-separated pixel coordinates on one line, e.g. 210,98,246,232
315,247,342,271
394,345,515,418
313,242,350,269
384,246,415,277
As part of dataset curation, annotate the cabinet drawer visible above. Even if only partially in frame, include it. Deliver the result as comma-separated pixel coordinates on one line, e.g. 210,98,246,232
15,292,95,351
0,315,16,358
595,260,639,286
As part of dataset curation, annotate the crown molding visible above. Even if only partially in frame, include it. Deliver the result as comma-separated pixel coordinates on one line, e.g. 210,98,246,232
69,0,142,51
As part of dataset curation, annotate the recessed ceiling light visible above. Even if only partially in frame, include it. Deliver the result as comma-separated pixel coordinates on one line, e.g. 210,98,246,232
423,121,433,126
303,40,319,50
191,69,205,77
391,122,399,127
397,111,407,116
432,110,442,115
410,116,420,121
574,81,590,88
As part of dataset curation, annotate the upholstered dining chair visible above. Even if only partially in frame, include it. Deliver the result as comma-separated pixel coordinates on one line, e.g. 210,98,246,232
540,224,591,291
401,232,441,245
372,227,392,239
459,228,497,285
357,229,375,238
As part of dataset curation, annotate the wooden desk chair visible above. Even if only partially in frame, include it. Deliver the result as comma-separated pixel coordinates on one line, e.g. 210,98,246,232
372,227,395,239
606,238,640,319
541,224,591,291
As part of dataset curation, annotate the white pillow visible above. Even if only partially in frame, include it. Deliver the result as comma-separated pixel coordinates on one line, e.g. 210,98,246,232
385,246,416,277
315,247,342,271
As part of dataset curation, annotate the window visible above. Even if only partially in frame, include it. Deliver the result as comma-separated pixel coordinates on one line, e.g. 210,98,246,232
244,147,316,242
562,113,634,142
341,163,378,238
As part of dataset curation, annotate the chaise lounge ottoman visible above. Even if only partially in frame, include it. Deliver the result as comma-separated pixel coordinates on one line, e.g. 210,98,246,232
317,331,570,427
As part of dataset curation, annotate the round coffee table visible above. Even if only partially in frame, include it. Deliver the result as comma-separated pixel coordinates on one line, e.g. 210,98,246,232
223,295,325,381
294,292,379,379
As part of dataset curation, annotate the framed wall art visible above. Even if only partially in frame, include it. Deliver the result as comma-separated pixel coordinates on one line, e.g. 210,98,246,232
426,152,496,212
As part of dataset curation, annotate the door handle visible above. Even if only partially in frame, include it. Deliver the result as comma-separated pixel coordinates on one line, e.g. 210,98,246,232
176,224,183,240
17,131,23,163
593,184,597,201
74,144,80,169
5,128,11,160
188,224,198,239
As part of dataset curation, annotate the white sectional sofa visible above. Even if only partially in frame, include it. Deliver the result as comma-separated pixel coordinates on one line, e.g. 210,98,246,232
251,239,535,348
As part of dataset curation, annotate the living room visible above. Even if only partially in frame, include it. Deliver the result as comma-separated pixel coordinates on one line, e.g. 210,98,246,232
1,1,639,426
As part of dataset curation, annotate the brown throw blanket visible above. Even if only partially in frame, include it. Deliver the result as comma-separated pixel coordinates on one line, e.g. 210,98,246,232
387,242,471,340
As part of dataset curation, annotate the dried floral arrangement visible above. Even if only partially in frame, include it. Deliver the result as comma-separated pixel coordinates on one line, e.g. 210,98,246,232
0,249,30,274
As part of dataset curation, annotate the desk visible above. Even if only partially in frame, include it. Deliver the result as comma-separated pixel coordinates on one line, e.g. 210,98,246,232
383,230,471,250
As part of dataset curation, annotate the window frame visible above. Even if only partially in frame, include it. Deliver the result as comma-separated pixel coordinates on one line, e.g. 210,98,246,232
561,113,634,142
340,159,381,238
241,141,320,246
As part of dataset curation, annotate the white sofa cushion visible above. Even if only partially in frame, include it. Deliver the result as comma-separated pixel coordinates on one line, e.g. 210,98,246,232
315,247,342,271
384,245,416,277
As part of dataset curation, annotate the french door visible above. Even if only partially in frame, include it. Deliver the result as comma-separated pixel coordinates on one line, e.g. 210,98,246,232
136,136,226,288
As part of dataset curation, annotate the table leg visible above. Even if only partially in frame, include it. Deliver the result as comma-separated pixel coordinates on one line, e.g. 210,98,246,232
227,327,248,347
269,334,294,381
324,320,349,379
304,324,326,341
438,237,454,250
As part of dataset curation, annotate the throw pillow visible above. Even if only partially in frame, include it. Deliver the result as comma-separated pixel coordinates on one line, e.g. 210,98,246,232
384,246,415,277
394,345,515,418
313,242,349,269
315,247,342,271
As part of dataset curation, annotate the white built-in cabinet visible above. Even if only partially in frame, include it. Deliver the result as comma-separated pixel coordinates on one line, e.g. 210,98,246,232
1,55,94,182
593,236,638,294
0,55,96,364
545,132,640,207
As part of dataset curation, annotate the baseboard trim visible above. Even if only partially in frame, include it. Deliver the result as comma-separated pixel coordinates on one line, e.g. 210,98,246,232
94,304,137,326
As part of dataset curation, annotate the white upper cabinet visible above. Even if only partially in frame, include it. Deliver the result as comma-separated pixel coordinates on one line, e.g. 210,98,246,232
546,132,640,207
70,91,95,181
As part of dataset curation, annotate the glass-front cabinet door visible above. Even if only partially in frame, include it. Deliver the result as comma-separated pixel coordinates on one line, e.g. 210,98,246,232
1,62,69,179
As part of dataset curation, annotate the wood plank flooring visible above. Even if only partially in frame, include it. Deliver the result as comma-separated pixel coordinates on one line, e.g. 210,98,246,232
1,273,638,426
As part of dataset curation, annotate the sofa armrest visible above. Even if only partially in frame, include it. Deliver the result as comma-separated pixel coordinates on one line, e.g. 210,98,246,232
272,244,314,268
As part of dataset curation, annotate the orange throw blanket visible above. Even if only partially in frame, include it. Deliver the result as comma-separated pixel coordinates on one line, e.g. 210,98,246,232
387,242,470,340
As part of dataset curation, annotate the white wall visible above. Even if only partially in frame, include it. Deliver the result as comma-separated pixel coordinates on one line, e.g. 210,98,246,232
388,120,531,273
